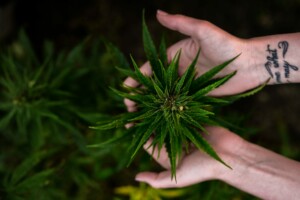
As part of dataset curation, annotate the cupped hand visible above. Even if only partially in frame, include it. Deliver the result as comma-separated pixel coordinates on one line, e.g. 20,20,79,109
135,126,246,188
124,11,267,111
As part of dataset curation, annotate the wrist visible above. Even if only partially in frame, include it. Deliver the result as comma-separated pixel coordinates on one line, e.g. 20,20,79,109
217,139,300,199
244,38,274,86
247,34,300,85
216,140,255,183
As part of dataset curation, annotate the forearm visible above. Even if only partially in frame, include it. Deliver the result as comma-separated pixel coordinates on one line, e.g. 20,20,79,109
248,33,300,84
219,141,300,200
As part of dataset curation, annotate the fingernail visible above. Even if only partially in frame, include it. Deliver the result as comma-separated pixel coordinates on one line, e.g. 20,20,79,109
157,10,169,16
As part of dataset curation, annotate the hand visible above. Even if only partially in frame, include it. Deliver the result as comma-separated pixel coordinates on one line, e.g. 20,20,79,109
135,126,245,188
135,126,300,200
124,11,268,111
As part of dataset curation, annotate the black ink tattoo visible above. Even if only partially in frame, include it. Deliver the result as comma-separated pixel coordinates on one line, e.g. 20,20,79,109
278,41,289,58
283,61,299,78
275,72,281,83
264,41,299,83
266,45,279,68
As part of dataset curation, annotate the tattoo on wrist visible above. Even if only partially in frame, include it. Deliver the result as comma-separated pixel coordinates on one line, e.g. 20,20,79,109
264,41,299,83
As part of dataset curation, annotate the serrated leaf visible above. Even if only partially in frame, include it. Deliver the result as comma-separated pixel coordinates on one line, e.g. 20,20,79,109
180,49,201,93
183,127,230,168
151,120,167,159
152,79,165,99
130,55,153,90
197,96,230,106
92,112,140,130
167,128,179,181
223,78,270,102
191,54,240,92
110,87,151,103
116,67,137,80
192,71,237,99
129,114,162,162
175,50,200,94
184,105,214,116
166,50,181,91
159,35,168,66
181,113,208,134
142,12,163,82
128,109,159,122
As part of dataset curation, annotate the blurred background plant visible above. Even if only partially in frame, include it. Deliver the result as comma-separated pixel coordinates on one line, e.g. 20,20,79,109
0,0,300,199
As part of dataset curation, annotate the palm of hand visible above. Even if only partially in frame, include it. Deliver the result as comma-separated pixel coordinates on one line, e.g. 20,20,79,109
136,127,245,188
159,15,260,96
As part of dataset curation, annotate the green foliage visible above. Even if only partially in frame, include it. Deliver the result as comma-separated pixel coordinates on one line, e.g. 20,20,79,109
0,30,130,199
91,16,266,180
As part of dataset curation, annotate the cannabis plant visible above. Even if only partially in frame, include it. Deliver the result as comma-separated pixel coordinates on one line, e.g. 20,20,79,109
0,30,130,199
91,16,266,179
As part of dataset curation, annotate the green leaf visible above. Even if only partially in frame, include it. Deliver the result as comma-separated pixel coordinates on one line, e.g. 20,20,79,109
92,112,140,130
197,96,230,106
151,120,168,159
87,130,130,148
110,87,152,103
159,35,168,66
152,79,165,99
191,54,239,92
183,127,231,168
130,55,153,90
181,113,209,134
166,50,181,91
65,42,84,64
192,71,237,99
223,78,270,102
175,50,200,94
104,40,130,68
116,67,137,80
14,169,54,191
166,128,179,181
0,109,16,130
9,152,45,186
180,49,201,93
18,29,39,65
129,114,162,162
142,12,163,82
128,109,159,122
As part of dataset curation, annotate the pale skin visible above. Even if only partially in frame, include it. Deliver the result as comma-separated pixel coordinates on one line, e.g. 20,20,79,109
124,10,300,199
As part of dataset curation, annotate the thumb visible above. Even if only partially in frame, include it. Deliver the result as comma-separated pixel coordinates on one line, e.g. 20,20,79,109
156,10,202,37
135,171,177,188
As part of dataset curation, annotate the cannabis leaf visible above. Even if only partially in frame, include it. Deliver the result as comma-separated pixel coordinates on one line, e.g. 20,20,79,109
90,14,266,180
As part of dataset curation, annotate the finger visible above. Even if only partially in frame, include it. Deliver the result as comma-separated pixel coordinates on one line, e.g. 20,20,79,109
123,61,152,88
135,167,201,189
156,10,204,38
166,38,199,75
143,139,171,169
124,98,137,114
123,62,152,112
